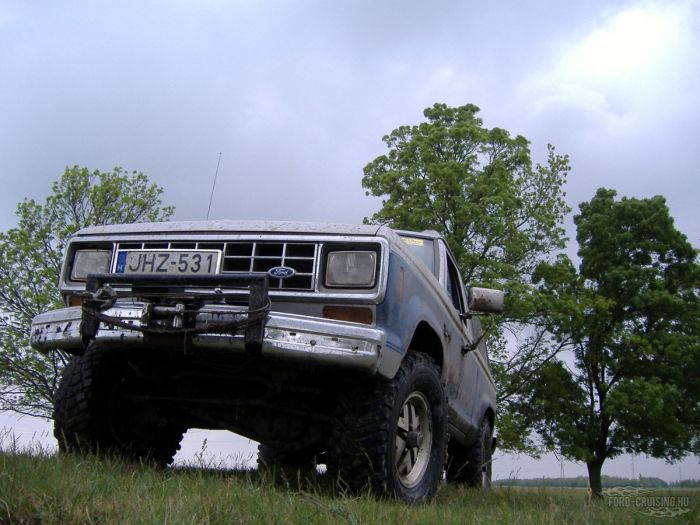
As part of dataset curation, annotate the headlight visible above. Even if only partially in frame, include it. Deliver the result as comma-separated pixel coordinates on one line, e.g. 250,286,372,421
70,249,112,281
325,251,376,288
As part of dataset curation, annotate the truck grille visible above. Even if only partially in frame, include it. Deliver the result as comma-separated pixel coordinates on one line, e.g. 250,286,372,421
114,241,318,290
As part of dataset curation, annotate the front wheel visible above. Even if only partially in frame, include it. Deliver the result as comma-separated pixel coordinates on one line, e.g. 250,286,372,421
53,342,184,466
332,352,447,502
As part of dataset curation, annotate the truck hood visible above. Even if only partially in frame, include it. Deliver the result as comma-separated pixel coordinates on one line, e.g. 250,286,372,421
75,220,385,237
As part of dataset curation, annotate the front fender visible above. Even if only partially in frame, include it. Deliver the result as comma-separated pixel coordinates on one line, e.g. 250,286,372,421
375,252,449,379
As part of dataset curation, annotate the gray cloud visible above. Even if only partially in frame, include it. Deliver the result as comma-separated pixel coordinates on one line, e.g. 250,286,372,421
1,0,697,248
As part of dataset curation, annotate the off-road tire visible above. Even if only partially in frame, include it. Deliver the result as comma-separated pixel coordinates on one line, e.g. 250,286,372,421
331,352,447,502
53,342,184,466
446,417,492,489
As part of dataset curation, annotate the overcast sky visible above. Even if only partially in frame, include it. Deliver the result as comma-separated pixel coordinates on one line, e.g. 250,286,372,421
1,0,699,481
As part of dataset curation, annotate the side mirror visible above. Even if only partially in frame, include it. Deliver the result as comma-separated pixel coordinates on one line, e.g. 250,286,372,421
467,287,505,314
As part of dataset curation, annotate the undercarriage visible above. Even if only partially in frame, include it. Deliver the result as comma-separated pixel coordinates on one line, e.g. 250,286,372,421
102,347,361,453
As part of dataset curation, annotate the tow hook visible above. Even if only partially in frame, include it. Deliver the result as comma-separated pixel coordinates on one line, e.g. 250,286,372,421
172,303,186,329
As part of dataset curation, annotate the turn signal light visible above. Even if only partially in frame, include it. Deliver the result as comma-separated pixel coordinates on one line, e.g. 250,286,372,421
68,296,82,307
322,306,373,325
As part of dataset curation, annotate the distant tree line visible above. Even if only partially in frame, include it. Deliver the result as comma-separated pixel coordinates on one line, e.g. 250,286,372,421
494,476,700,489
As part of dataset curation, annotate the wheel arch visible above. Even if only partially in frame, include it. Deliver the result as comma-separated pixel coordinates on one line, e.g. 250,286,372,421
484,406,495,431
407,321,444,370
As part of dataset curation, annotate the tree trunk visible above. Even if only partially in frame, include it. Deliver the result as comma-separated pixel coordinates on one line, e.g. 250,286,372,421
587,458,605,499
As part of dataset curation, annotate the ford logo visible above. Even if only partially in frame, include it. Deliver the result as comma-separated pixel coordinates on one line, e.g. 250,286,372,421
268,266,296,279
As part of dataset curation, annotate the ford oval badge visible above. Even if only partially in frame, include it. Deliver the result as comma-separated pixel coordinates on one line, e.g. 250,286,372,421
268,266,296,279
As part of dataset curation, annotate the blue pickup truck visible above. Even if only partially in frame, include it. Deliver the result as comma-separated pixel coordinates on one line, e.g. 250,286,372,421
30,220,503,502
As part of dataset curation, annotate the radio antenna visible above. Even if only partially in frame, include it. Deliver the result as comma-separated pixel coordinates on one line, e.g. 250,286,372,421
206,152,222,220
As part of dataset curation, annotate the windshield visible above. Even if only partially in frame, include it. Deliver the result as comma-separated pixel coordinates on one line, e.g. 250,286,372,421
399,236,436,275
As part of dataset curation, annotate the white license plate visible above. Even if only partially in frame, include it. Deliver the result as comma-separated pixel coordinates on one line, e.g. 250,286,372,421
115,250,221,275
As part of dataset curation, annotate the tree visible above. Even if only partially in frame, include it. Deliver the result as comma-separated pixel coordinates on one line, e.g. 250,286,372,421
0,166,174,418
362,103,571,445
519,188,699,497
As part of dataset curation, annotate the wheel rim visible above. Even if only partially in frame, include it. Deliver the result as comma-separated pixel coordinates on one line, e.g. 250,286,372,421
395,391,433,489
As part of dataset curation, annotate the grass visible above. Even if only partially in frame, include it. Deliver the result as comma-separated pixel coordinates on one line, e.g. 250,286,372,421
1,433,698,524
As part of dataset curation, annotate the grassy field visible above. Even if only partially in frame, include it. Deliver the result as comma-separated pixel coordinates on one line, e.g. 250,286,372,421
1,442,698,525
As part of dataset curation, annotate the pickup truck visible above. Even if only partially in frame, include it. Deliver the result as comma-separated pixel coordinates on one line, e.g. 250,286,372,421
30,220,503,502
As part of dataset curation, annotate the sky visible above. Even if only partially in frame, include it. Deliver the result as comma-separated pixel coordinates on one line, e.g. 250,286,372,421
1,0,699,481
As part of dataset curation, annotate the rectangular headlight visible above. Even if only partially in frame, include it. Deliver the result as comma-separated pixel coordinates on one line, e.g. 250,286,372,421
70,249,112,281
325,251,376,288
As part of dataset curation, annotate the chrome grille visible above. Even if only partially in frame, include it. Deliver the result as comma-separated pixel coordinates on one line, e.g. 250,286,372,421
114,241,318,290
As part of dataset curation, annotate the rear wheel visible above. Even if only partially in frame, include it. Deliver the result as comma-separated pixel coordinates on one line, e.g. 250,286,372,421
446,417,492,489
332,352,447,502
53,342,184,466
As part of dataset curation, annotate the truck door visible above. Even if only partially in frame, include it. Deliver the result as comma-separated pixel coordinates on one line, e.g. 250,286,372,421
443,250,482,430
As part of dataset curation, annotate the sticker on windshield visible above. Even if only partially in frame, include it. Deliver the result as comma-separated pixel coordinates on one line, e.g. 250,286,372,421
402,237,425,247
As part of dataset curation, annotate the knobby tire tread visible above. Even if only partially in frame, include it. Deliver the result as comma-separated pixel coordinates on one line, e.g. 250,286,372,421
53,342,183,466
330,352,447,501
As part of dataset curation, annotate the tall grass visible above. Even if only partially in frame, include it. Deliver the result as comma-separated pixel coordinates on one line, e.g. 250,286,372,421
1,430,697,525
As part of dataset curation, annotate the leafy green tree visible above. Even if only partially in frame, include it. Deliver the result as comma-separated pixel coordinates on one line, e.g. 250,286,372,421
519,188,699,497
362,103,571,444
0,166,174,418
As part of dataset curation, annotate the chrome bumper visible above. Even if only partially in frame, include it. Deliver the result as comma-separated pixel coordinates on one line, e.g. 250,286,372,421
30,304,386,372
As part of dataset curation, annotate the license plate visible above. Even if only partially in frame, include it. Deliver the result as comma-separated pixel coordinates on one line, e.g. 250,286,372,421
115,250,221,275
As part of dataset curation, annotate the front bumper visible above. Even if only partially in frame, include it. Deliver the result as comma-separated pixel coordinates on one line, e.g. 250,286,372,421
30,303,386,372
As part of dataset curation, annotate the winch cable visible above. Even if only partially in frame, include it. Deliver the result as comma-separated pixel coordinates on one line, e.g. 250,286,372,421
81,298,271,336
